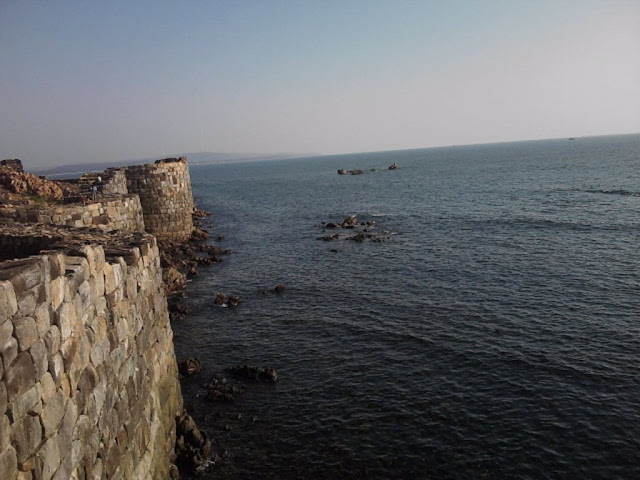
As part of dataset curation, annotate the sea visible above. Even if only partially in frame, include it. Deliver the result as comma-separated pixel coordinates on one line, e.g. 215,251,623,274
172,134,640,480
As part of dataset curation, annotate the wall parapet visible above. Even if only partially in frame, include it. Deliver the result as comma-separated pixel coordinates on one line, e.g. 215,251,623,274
0,195,144,234
0,226,183,479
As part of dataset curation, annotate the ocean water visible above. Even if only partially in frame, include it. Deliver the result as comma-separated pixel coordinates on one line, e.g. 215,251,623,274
173,134,640,479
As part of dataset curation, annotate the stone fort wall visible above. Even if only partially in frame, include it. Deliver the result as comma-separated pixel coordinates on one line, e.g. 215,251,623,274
0,229,182,480
124,159,194,242
0,157,197,479
73,158,195,241
0,195,144,234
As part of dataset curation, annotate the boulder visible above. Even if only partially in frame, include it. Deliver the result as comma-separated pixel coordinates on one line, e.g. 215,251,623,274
341,215,358,228
175,411,214,472
0,166,67,201
178,358,201,377
214,293,240,307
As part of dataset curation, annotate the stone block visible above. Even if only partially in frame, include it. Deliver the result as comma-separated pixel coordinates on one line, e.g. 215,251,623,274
103,263,122,295
16,469,32,479
2,336,18,369
48,354,64,386
41,391,66,438
70,438,83,473
0,414,9,450
60,398,77,444
51,461,70,480
55,302,74,342
36,434,60,480
40,372,56,404
4,259,43,293
16,288,37,317
60,338,78,372
13,317,37,352
0,382,6,416
34,303,51,337
77,365,99,398
4,352,35,401
30,339,47,378
0,320,14,357
0,281,18,319
89,343,105,367
10,384,41,420
50,277,65,312
78,281,91,310
104,441,122,478
88,458,103,480
48,253,65,279
43,326,61,356
0,446,18,480
11,413,42,463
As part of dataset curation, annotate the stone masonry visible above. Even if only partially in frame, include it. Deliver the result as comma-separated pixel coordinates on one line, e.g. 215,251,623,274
0,228,183,480
124,159,194,242
0,195,144,234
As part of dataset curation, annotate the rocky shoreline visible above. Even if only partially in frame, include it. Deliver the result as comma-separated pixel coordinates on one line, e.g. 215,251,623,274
163,207,283,477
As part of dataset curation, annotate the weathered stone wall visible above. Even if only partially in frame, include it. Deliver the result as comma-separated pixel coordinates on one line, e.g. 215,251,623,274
124,158,194,241
0,231,182,480
0,195,144,234
0,160,24,172
100,169,128,196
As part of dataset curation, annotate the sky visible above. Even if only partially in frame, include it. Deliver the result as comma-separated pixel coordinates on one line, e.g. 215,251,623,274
1,1,639,169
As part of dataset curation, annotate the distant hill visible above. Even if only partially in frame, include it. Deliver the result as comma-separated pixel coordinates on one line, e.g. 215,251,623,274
33,152,318,178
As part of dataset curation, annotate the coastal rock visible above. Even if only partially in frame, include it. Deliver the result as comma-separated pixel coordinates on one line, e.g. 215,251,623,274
274,283,286,293
227,364,278,383
191,227,208,240
317,215,390,244
164,267,187,295
178,357,201,377
205,374,245,402
175,411,214,473
169,302,190,315
0,166,68,201
341,215,358,228
214,293,241,307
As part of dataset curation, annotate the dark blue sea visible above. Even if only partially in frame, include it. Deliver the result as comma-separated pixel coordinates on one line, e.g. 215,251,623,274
173,134,640,479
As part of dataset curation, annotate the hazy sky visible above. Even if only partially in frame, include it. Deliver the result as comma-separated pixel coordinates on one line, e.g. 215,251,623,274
1,1,639,169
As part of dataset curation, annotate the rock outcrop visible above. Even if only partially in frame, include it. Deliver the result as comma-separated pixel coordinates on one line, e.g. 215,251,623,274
0,166,69,201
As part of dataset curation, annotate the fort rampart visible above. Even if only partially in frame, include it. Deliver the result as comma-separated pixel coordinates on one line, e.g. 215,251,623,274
124,159,194,241
0,195,144,234
0,228,182,480
0,157,198,479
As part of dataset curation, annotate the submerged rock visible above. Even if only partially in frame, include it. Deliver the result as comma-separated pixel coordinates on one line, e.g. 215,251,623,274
227,364,278,383
317,214,390,244
205,374,245,402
